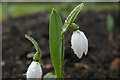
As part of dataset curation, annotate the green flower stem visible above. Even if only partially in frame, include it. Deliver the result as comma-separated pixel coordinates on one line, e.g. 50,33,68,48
25,34,43,65
109,31,113,41
59,3,84,79
60,33,64,79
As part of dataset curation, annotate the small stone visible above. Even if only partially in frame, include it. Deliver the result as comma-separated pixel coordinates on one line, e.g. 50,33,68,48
1,61,5,66
27,52,35,58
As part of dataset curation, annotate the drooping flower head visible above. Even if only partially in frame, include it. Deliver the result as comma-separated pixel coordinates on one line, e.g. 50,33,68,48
25,34,43,79
71,30,88,59
26,61,42,78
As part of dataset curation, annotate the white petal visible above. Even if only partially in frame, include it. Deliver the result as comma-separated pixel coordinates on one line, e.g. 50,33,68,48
26,61,42,78
71,30,88,59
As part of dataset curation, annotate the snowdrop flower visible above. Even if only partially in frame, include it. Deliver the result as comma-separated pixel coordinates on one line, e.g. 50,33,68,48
26,61,42,78
71,30,88,59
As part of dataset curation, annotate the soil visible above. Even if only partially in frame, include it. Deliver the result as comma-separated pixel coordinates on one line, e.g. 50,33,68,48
2,10,120,78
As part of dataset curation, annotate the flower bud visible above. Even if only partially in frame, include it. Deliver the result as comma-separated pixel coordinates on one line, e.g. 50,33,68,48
26,61,42,79
71,30,88,59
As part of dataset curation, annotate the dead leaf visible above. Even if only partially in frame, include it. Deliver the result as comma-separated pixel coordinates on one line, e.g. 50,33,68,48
110,58,120,70
74,63,90,69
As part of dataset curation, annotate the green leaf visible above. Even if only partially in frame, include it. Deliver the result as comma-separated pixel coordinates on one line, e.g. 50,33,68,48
44,73,57,78
25,34,43,65
25,34,40,54
106,14,114,32
49,8,62,78
62,3,84,33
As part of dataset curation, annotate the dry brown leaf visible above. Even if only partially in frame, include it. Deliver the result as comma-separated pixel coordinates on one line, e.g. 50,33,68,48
110,58,120,70
74,63,90,69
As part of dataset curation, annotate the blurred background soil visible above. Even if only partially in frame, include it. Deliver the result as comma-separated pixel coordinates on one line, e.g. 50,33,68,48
1,2,120,78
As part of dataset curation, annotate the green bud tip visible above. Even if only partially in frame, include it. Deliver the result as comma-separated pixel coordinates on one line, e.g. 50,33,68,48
71,23,79,31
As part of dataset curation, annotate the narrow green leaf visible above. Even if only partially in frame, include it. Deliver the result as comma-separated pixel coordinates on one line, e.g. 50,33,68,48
25,34,40,54
62,3,84,33
44,73,56,78
49,8,62,78
106,14,114,32
25,34,43,65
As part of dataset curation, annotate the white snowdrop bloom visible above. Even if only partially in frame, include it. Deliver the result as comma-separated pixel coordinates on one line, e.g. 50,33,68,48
71,30,88,59
27,61,42,78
